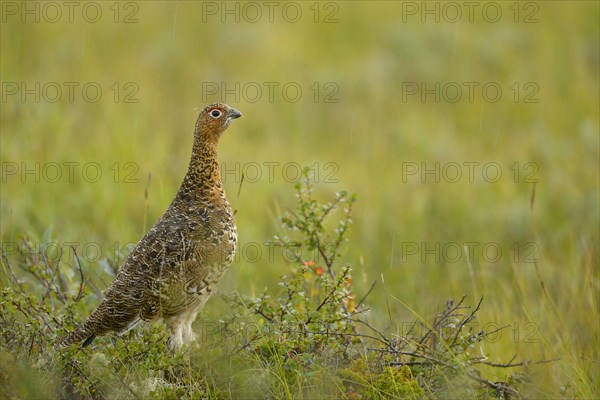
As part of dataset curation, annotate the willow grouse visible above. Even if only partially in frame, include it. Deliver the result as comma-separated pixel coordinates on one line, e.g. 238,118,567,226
57,103,242,350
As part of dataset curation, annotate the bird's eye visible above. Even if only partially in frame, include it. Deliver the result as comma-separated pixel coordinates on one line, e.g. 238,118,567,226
210,109,222,118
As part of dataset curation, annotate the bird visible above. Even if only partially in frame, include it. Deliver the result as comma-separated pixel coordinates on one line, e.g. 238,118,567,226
57,103,242,351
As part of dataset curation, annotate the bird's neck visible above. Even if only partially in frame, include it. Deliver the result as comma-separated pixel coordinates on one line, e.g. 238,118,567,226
178,139,223,199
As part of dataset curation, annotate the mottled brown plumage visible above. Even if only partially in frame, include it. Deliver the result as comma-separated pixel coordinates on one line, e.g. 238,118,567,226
57,103,242,350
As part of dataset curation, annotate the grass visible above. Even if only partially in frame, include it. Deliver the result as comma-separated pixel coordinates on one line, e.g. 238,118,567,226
1,173,553,398
1,1,599,398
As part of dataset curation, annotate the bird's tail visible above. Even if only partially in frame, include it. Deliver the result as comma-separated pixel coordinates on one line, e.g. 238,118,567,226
55,318,98,349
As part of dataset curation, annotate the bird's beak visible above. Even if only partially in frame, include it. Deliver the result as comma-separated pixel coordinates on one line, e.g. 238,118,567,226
228,108,242,120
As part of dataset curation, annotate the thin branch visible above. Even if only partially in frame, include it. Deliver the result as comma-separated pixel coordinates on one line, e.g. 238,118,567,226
1,247,26,293
450,296,483,347
315,237,332,275
72,246,86,302
355,318,394,349
473,357,560,368
464,369,520,398
331,199,353,259
254,307,274,323
284,329,390,348
41,246,65,306
355,281,377,308
305,281,340,326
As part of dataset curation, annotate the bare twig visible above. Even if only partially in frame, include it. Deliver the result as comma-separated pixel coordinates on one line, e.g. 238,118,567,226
1,247,26,293
72,246,86,302
473,357,560,368
355,280,376,309
450,296,483,348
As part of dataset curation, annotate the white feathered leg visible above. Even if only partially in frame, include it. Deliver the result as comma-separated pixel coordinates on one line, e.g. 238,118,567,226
182,311,198,344
167,315,184,351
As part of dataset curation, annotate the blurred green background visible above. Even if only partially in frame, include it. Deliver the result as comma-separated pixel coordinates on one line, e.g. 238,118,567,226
1,1,598,397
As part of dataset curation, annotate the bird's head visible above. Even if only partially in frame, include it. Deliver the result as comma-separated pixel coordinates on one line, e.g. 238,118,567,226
195,103,242,143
